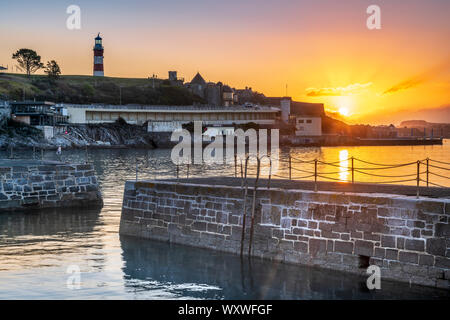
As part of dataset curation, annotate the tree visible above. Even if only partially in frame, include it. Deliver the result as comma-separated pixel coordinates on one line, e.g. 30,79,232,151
44,60,61,80
12,49,44,76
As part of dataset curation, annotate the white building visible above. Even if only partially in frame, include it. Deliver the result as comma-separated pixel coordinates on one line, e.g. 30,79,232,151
294,117,322,136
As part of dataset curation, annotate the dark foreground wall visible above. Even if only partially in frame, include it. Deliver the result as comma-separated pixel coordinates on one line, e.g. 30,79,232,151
0,161,103,211
120,180,450,289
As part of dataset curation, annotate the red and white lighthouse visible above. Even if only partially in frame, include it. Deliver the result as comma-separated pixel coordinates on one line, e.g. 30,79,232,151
93,33,104,77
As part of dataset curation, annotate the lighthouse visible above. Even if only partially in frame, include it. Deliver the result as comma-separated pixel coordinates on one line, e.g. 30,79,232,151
93,33,104,77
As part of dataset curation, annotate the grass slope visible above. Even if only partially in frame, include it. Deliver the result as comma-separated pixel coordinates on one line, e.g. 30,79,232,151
0,73,204,105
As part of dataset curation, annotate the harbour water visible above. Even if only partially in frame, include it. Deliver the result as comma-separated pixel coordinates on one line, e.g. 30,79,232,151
0,143,449,299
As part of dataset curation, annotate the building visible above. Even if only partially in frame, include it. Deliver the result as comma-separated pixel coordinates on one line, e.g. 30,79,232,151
185,73,241,107
168,71,184,86
0,65,7,73
11,101,68,126
187,72,207,98
290,101,323,137
93,33,104,77
222,85,234,106
61,104,279,132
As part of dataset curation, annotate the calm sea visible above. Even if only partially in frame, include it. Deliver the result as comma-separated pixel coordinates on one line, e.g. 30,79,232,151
0,143,449,299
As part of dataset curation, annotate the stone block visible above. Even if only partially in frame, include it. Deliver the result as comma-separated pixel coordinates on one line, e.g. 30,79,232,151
426,238,446,256
334,241,354,254
354,240,374,257
386,249,398,260
405,239,425,252
419,254,434,266
398,251,418,264
309,238,327,256
435,223,450,237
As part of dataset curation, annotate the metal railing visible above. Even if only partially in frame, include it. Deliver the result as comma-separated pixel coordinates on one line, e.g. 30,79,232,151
131,154,450,196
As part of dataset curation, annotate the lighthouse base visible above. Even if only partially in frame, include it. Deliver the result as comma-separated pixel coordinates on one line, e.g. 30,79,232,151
93,71,104,77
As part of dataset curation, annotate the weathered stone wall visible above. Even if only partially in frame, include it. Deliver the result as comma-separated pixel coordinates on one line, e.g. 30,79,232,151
120,180,450,289
0,162,103,211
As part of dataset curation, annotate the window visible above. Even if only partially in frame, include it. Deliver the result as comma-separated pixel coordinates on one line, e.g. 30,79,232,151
298,119,304,123
306,119,312,124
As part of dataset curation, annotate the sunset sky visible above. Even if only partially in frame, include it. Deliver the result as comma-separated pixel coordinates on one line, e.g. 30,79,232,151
1,0,449,124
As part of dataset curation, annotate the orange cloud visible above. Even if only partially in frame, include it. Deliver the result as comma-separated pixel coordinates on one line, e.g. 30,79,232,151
383,59,450,95
306,82,372,97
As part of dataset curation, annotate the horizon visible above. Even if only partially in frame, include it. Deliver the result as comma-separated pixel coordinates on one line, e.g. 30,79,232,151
1,0,449,125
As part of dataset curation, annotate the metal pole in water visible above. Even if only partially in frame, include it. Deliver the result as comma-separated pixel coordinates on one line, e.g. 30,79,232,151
176,164,179,180
314,159,318,192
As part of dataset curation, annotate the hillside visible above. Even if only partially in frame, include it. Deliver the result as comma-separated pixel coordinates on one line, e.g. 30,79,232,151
0,73,204,105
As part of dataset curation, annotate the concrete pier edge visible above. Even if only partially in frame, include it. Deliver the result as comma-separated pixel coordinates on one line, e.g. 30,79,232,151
120,178,450,289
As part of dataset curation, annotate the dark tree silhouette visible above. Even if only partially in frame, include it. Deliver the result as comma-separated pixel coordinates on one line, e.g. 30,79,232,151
12,48,44,76
44,60,61,80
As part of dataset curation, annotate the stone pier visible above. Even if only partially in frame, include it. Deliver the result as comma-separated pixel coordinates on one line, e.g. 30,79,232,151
119,178,450,289
0,160,103,211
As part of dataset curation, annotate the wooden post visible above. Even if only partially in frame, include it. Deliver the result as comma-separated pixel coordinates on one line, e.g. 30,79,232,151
176,164,179,180
314,159,318,192
426,158,429,187
289,154,292,180
416,161,420,198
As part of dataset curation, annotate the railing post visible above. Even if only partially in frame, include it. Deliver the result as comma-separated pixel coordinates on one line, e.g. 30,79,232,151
186,163,190,179
351,157,354,184
289,154,292,180
314,159,318,192
176,164,179,180
240,160,243,178
416,160,420,198
426,158,429,187
234,154,237,178
135,156,138,181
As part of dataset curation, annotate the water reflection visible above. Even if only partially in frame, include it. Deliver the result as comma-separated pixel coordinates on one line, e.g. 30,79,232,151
0,208,102,272
120,236,449,300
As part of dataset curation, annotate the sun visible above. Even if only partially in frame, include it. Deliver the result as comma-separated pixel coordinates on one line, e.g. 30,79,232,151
334,96,353,117
338,107,350,117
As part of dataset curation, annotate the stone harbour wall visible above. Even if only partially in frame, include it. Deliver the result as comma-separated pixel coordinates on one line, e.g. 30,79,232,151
0,162,103,211
120,180,450,289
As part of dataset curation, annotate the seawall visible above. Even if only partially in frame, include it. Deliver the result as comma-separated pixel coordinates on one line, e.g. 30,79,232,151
119,179,450,289
0,160,103,211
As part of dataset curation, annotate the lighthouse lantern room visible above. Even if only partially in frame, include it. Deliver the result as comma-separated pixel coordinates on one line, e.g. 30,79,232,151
93,33,104,77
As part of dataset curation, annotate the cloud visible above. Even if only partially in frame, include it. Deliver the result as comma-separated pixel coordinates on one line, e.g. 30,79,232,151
306,82,372,97
383,59,450,95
